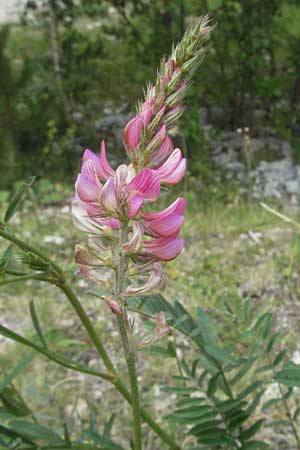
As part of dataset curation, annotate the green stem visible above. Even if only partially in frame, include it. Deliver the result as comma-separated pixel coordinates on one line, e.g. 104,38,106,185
0,274,53,286
118,315,142,450
114,224,142,450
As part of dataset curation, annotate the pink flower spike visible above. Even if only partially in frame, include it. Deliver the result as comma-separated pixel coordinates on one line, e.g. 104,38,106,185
124,116,143,151
143,236,184,261
156,148,186,184
99,178,119,213
125,168,160,201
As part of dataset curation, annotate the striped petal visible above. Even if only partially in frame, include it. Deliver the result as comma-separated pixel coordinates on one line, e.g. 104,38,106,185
124,116,143,150
83,142,114,181
156,148,186,185
143,236,184,261
143,198,186,220
150,135,174,167
125,168,160,201
99,178,119,212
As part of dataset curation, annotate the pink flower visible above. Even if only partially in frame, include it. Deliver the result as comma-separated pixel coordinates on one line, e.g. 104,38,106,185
71,199,120,234
148,135,174,167
124,104,153,156
75,160,102,202
122,222,144,255
143,235,184,261
155,149,186,184
99,178,119,213
83,141,115,180
143,197,186,237
124,262,165,296
124,168,160,218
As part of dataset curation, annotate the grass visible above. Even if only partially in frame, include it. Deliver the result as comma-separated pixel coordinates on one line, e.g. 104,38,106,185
1,184,300,447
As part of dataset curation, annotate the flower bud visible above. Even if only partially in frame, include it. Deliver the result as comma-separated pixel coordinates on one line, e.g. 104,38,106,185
106,298,123,315
124,263,165,297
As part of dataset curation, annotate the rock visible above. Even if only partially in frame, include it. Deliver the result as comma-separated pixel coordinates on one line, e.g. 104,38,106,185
225,162,245,172
44,235,65,245
285,179,300,195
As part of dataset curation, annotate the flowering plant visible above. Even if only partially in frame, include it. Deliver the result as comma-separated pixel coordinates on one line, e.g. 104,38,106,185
71,17,211,449
2,14,300,450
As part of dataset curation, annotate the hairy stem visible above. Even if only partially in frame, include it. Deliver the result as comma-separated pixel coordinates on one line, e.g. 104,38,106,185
114,224,142,450
118,314,142,450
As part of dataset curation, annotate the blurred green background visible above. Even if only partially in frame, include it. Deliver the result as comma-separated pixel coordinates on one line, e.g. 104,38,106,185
1,0,300,190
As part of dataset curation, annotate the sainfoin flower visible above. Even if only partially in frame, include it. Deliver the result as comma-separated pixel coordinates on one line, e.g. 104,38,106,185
72,16,211,306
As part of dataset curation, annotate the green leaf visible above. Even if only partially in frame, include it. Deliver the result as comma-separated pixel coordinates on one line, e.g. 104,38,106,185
247,391,264,415
0,425,34,444
162,386,196,395
204,342,234,364
103,414,116,440
266,332,281,353
262,314,273,339
241,441,269,449
0,387,31,418
171,405,213,420
207,372,220,397
4,177,35,223
255,364,273,374
29,300,47,349
240,419,264,441
238,381,265,400
181,358,192,377
8,420,63,444
216,399,246,416
188,419,222,435
0,354,35,394
228,411,249,430
273,350,287,367
168,410,216,426
142,345,176,358
262,397,282,411
231,357,257,385
0,245,13,274
175,397,206,408
196,307,216,345
275,363,300,387
167,341,177,358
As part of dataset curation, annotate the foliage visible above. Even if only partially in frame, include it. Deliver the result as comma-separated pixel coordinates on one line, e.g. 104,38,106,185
1,182,300,449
